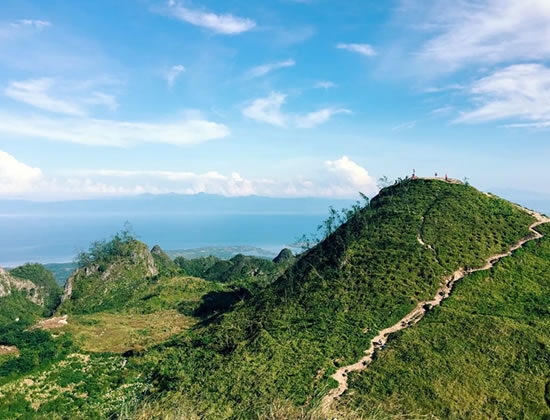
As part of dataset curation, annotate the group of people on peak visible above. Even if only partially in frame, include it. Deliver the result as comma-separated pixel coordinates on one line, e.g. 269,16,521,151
411,169,449,181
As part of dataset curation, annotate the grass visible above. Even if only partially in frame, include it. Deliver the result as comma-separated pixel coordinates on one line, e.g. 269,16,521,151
339,223,550,419
59,310,195,353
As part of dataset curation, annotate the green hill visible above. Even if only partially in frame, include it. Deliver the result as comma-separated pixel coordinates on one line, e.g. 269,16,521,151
137,179,536,418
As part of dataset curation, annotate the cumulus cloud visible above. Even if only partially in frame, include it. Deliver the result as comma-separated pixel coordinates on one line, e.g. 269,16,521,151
0,112,230,147
337,43,377,57
165,64,185,87
297,108,351,128
245,59,295,78
0,150,42,195
165,1,256,35
242,92,287,126
456,64,550,125
413,0,550,71
325,156,378,196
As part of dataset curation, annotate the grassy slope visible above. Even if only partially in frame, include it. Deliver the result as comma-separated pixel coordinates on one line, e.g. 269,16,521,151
339,222,550,420
140,180,535,418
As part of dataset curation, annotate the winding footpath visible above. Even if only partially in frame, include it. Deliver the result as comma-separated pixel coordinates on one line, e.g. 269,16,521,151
321,207,550,414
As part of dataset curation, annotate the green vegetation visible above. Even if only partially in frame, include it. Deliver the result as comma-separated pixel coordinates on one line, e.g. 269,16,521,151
136,180,534,418
340,223,550,419
175,253,291,290
75,224,138,270
0,293,43,325
10,263,62,315
0,320,74,384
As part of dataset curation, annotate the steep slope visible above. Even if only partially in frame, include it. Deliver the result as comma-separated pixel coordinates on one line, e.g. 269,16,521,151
141,179,536,418
338,222,550,419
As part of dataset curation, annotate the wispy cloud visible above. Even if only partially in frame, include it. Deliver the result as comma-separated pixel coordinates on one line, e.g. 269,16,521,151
412,0,550,72
243,92,351,128
164,1,256,35
0,112,230,147
337,43,377,57
391,121,416,131
4,78,119,115
456,64,550,126
315,81,337,89
165,64,186,87
242,92,288,126
245,59,295,78
297,108,351,128
5,78,86,116
0,19,51,40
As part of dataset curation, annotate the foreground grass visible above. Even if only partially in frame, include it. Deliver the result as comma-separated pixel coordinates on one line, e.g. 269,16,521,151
339,223,550,419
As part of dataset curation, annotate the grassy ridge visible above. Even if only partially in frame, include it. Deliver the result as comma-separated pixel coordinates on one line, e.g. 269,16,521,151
139,180,534,418
340,223,550,419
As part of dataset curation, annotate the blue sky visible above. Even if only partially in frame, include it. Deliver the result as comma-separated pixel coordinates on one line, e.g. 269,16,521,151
1,0,549,200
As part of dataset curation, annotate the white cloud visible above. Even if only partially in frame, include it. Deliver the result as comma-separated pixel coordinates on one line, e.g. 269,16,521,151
297,108,351,128
0,19,51,40
325,156,378,196
86,92,119,111
165,64,185,87
337,43,377,57
0,152,378,199
11,20,51,29
456,64,550,125
315,81,337,89
0,112,230,147
243,92,351,128
242,92,287,126
0,150,42,195
165,1,256,35
415,0,550,71
4,78,120,115
5,78,86,116
245,59,295,78
391,121,416,131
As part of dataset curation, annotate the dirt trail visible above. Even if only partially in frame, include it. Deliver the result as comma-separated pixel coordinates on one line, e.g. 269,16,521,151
321,207,550,414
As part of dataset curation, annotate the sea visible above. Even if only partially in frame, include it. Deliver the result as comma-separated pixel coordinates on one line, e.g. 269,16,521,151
0,212,324,267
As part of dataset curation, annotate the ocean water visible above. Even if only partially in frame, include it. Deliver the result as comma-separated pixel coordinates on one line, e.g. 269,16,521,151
0,212,324,267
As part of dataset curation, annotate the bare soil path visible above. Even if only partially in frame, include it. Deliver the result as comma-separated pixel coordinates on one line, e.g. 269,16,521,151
321,207,550,414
